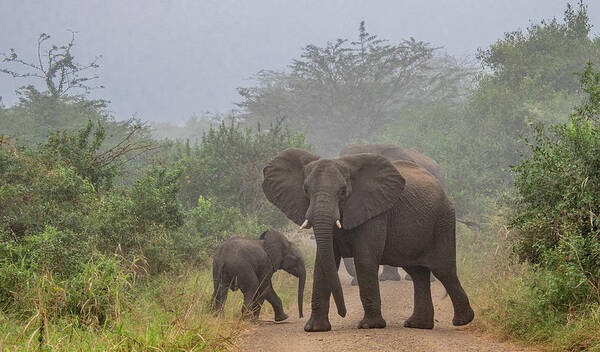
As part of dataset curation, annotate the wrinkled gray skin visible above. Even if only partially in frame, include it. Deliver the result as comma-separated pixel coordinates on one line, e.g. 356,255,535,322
340,143,444,283
211,230,306,321
263,148,473,331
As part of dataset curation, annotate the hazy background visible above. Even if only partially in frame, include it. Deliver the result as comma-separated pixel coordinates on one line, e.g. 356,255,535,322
1,0,599,122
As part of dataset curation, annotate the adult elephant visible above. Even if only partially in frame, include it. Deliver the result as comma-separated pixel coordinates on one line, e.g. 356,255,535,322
262,148,473,331
340,143,444,282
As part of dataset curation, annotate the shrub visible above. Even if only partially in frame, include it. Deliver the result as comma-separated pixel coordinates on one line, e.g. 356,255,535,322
174,195,267,263
510,62,600,312
176,117,309,228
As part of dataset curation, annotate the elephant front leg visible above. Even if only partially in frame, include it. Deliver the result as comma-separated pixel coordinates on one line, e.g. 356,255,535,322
264,282,288,322
354,256,386,329
403,266,434,329
304,253,340,332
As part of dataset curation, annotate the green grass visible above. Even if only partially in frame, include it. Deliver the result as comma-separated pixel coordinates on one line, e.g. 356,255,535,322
0,269,248,351
0,237,314,351
458,213,600,352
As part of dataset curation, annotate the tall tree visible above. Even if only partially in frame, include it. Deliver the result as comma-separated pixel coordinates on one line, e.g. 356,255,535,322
237,22,469,154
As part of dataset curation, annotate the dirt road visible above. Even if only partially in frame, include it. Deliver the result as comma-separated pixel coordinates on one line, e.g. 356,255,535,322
241,269,535,352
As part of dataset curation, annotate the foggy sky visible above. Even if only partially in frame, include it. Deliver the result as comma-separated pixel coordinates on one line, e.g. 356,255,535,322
1,0,598,123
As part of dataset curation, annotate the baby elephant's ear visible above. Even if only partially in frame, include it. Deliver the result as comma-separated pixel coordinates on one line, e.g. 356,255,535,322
261,230,290,270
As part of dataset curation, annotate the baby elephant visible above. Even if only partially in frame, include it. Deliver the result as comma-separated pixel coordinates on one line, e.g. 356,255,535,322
211,230,306,321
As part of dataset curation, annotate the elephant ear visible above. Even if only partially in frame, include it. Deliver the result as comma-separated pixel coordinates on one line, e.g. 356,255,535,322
335,153,406,230
260,230,290,270
262,148,319,225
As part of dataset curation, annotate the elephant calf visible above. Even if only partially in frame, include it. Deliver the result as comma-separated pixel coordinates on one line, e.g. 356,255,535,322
211,230,306,321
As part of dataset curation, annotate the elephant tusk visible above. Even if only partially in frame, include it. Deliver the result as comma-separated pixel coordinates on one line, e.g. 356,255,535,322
336,220,342,229
299,219,309,230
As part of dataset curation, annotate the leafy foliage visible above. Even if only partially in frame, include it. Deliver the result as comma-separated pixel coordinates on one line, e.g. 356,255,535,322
478,1,596,93
470,0,599,185
382,2,599,219
510,63,600,317
176,117,309,226
0,99,307,327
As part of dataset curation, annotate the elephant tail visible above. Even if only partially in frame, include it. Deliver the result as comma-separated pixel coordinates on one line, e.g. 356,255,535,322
211,260,233,313
213,260,237,291
456,218,481,229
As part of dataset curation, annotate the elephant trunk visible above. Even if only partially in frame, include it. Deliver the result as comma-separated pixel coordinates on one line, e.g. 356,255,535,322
298,267,305,318
313,214,346,318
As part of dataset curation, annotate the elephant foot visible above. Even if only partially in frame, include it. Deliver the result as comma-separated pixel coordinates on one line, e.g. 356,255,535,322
357,315,386,329
452,307,474,326
350,277,358,286
304,314,331,332
403,315,434,329
379,271,402,281
274,312,289,322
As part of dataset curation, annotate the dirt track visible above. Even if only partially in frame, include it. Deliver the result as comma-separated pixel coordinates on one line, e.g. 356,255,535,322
241,268,536,352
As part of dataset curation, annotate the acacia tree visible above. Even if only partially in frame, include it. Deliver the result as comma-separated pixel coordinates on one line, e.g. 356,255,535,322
237,22,471,154
1,32,102,98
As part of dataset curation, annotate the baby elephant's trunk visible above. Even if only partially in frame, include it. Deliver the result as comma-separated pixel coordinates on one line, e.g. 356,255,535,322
298,267,306,318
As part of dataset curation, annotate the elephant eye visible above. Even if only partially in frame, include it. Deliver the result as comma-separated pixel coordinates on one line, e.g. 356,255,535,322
303,184,309,194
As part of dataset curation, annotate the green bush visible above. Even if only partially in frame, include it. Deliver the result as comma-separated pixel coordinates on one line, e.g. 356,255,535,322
0,110,299,325
24,226,89,278
509,62,600,319
0,122,182,318
174,195,267,264
130,164,184,230
176,117,309,228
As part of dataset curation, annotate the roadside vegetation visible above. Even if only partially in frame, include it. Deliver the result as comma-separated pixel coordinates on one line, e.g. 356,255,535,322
2,1,600,351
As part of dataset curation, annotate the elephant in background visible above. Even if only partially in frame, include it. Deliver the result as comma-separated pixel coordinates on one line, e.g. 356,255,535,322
263,148,473,331
211,230,306,321
340,143,444,283
340,143,445,187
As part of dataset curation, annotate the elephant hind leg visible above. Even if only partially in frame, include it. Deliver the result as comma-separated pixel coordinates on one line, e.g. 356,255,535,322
430,266,474,326
343,258,359,286
403,266,434,329
236,267,263,320
211,280,229,314
379,265,402,281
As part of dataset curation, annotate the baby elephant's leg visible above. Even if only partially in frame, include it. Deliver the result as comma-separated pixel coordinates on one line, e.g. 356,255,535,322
264,281,288,322
236,268,262,319
211,281,229,314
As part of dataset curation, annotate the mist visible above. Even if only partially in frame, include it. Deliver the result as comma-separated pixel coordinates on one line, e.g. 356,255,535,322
2,1,600,350
2,0,598,122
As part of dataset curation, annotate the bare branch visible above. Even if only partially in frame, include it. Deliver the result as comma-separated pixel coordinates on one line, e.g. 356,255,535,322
0,31,103,98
